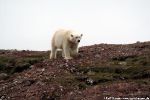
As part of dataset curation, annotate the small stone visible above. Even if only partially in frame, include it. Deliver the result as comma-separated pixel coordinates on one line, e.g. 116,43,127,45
65,63,69,67
1,96,5,99
69,92,73,95
95,54,100,58
101,48,105,51
43,91,47,93
41,68,45,72
59,86,63,91
13,80,18,85
78,91,82,94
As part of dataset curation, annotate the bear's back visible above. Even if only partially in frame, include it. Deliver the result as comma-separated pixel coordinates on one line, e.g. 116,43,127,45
52,29,68,49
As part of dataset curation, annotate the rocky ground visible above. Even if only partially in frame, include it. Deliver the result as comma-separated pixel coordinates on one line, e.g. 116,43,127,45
0,41,150,100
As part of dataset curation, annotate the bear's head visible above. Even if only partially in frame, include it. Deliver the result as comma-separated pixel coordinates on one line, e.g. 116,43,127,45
68,31,83,44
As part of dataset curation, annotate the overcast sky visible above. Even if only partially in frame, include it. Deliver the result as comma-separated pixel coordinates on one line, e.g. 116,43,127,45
0,0,150,51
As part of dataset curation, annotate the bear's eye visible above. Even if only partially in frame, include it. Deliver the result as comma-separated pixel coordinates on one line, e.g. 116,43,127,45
76,37,78,39
71,34,73,37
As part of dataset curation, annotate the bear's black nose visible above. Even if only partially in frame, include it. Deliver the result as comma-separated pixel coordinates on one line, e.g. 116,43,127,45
78,40,80,42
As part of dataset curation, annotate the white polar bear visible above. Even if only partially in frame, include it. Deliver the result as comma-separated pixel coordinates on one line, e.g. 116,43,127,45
50,29,83,59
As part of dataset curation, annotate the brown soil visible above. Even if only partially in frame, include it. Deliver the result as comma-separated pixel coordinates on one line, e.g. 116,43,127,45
0,41,150,100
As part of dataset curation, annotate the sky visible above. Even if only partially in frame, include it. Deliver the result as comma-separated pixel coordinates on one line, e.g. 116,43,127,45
0,0,150,51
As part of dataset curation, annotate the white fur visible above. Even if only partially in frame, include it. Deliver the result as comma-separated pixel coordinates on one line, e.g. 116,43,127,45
50,29,82,59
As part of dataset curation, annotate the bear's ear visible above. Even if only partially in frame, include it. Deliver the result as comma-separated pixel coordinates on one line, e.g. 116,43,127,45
80,34,83,37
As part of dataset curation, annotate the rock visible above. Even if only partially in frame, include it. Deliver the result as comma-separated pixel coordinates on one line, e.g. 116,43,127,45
95,54,100,58
119,62,127,65
30,65,34,68
36,81,45,86
59,86,63,91
0,95,5,99
0,73,8,80
22,79,35,86
86,78,94,85
101,48,105,51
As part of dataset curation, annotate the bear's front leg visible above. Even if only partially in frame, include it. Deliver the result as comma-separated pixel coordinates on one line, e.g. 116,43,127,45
71,48,78,57
63,44,72,59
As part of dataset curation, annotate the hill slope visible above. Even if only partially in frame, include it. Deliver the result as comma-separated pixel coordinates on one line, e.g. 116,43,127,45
0,42,150,100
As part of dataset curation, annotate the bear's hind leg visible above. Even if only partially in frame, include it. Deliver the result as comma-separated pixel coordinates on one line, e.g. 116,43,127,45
62,50,65,57
50,47,57,59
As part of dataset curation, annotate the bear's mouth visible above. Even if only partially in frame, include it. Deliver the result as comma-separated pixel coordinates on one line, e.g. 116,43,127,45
69,41,76,44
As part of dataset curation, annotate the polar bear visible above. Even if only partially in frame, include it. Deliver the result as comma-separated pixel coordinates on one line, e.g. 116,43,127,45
50,29,83,59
